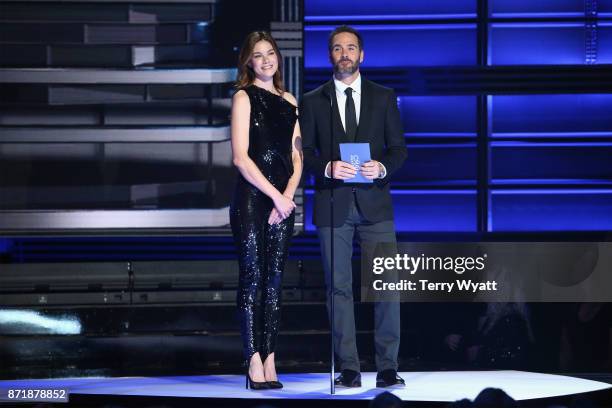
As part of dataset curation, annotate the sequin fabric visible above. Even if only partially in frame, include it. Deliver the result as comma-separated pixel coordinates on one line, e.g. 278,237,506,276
230,85,298,362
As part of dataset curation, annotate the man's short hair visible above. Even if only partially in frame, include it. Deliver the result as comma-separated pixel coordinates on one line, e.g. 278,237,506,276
328,25,364,53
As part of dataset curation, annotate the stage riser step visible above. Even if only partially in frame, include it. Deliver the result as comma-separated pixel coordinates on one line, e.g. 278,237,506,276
0,45,211,68
0,3,214,23
1,235,341,261
0,303,396,334
1,9,213,45
0,260,308,295
0,290,321,307
0,83,231,104
0,331,421,379
0,303,579,378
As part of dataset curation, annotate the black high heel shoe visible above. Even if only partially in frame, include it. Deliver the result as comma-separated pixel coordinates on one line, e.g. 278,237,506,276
266,379,283,389
245,361,269,390
261,353,283,389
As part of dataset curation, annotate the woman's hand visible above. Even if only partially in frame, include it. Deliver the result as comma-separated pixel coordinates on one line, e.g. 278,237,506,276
273,193,296,220
268,208,282,225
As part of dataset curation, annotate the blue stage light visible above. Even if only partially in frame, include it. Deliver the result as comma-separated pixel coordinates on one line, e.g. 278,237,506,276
490,190,612,231
398,96,477,134
492,95,612,134
0,238,12,253
304,0,476,19
490,0,612,17
490,23,612,65
305,14,476,22
305,24,477,67
304,190,477,232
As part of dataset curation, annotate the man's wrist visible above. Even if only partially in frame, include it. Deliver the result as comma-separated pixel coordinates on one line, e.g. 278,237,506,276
377,161,387,178
325,161,332,178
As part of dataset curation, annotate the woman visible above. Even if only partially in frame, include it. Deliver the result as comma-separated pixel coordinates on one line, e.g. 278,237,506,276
230,31,302,390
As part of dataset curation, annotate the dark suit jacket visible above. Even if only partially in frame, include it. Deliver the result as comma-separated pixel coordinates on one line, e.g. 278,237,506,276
301,77,407,227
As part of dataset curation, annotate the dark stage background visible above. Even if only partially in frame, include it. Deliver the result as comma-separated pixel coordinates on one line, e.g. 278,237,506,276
0,0,611,385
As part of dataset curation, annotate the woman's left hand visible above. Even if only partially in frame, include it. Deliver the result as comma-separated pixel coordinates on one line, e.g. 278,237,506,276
268,208,282,225
269,193,295,224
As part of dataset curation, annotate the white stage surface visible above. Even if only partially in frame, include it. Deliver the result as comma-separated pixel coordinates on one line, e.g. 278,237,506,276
1,371,610,402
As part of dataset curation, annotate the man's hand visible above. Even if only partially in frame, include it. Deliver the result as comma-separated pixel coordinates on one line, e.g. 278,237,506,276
327,160,358,180
360,160,382,180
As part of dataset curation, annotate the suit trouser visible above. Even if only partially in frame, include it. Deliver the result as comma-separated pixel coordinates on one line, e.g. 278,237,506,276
317,192,400,372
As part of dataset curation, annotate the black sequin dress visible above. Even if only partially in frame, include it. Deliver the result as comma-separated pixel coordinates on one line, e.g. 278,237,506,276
230,84,298,362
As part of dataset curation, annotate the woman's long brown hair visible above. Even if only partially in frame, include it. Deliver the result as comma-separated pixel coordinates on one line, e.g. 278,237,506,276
235,31,284,94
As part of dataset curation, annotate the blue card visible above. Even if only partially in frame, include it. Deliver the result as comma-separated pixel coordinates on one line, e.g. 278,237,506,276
339,143,373,184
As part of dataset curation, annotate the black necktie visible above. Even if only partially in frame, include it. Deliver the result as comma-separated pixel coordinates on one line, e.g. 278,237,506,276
344,87,357,141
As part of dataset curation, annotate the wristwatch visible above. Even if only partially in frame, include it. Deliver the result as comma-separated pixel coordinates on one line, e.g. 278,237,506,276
377,162,385,178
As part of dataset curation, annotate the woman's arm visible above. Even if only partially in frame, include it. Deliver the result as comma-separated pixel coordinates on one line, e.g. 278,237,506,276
282,93,303,200
231,90,295,218
269,93,303,224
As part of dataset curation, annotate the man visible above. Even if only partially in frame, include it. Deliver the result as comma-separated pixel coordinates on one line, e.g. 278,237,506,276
301,25,408,388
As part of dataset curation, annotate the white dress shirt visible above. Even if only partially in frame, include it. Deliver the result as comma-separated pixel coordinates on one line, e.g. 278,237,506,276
334,74,362,132
325,74,386,178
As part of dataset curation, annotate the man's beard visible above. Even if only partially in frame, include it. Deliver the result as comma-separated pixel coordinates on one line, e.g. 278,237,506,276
334,58,359,75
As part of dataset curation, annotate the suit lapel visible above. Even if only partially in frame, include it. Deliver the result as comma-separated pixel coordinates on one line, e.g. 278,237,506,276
356,78,371,143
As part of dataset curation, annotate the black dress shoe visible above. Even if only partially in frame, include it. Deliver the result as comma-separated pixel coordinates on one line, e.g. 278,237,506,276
334,369,361,387
376,369,405,388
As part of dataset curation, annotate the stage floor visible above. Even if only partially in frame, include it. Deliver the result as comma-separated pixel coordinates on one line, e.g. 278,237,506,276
1,371,610,402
